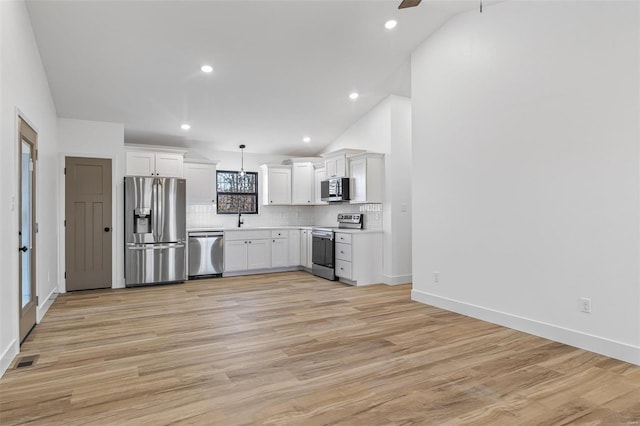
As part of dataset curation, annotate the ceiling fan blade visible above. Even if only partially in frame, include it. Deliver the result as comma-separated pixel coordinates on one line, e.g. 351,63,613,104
398,0,421,9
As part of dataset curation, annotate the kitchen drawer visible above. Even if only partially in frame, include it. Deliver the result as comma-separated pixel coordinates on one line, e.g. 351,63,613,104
225,230,271,241
271,230,287,238
335,242,352,261
335,260,353,280
335,233,352,244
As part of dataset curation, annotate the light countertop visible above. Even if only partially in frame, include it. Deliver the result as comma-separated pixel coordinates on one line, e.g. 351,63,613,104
187,226,381,234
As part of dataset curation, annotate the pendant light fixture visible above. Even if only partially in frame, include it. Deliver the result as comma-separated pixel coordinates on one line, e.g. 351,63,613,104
239,144,246,177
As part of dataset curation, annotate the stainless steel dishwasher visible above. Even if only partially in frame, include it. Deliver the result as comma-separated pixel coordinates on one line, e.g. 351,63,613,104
188,231,224,279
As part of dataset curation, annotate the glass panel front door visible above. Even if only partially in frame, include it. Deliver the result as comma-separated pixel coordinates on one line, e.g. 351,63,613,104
20,139,33,309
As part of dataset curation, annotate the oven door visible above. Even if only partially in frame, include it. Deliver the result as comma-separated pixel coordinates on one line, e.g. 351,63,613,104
312,233,334,268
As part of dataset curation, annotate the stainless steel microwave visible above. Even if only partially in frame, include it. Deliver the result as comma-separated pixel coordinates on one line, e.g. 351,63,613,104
321,177,351,202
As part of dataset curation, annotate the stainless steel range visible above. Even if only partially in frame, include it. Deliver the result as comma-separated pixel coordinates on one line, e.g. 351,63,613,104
311,213,363,280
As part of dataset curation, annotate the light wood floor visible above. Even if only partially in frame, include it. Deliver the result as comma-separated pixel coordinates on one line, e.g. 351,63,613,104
1,271,639,425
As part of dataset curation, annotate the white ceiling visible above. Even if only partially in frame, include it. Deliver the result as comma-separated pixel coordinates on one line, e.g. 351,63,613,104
26,0,481,156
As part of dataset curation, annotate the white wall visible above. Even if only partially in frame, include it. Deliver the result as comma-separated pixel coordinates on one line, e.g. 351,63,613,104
322,95,413,284
58,118,125,289
388,97,412,284
0,0,59,376
411,0,640,364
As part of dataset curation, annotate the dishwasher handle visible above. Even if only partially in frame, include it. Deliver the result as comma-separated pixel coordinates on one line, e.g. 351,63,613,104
189,232,224,238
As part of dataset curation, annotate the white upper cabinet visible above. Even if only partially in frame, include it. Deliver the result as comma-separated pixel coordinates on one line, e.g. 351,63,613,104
291,162,314,205
155,153,184,177
184,160,218,204
322,149,365,178
324,156,342,178
283,158,322,205
260,164,292,205
348,152,384,204
125,147,185,177
126,151,155,176
314,164,328,205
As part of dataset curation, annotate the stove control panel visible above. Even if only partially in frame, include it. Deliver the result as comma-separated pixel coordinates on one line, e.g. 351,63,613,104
337,213,363,228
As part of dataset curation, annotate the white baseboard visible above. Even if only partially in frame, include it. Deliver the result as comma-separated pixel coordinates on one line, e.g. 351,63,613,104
411,289,640,366
37,286,59,323
383,274,412,285
0,339,19,378
223,266,301,278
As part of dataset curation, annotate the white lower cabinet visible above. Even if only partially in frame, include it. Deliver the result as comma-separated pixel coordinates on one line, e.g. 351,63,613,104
334,232,382,285
288,229,301,266
271,238,288,267
224,240,249,272
335,259,353,280
300,229,313,268
223,228,369,276
271,230,289,268
247,239,271,270
224,230,272,273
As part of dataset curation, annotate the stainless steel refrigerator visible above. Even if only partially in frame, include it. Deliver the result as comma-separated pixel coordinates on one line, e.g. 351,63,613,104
124,176,186,287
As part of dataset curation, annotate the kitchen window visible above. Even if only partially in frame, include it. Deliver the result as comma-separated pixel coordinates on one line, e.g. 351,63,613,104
216,170,258,214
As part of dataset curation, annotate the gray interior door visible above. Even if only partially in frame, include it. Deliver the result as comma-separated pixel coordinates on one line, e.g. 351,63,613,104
19,118,37,343
65,157,112,291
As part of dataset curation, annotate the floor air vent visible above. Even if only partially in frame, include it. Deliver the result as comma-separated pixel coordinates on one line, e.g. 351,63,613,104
14,354,39,369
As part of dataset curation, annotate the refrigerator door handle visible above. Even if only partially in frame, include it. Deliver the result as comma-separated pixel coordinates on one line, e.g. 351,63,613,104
127,243,185,250
152,178,158,240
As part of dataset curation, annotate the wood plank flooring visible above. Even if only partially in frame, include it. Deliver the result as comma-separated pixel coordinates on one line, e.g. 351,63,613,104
1,271,639,425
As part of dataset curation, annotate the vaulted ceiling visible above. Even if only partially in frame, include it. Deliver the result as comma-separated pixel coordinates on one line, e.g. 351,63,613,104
26,0,484,155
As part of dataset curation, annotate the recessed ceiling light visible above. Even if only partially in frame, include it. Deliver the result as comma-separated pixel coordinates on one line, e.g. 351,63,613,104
349,92,359,100
302,137,311,143
385,20,398,30
181,124,191,130
200,65,213,73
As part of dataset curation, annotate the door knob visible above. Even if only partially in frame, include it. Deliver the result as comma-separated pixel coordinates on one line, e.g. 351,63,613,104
104,227,111,232
19,246,28,252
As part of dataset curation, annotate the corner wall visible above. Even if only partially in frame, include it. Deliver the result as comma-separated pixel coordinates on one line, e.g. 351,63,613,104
57,118,125,289
411,0,640,364
1,0,59,376
321,95,413,284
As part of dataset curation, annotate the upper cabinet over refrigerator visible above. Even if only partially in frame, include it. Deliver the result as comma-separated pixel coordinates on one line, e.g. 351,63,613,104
124,176,187,287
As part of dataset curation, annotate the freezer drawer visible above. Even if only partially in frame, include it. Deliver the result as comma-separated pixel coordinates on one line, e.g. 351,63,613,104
188,233,224,278
125,243,186,287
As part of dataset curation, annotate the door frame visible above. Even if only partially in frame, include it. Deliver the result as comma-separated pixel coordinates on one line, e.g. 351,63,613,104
17,114,38,343
58,152,118,293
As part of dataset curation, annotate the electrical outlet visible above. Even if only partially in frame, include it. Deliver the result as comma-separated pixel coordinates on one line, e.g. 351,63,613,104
580,297,592,314
433,271,440,283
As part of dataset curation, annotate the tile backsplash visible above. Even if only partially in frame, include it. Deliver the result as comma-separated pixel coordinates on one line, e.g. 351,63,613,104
187,203,382,230
187,204,315,229
313,203,383,230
